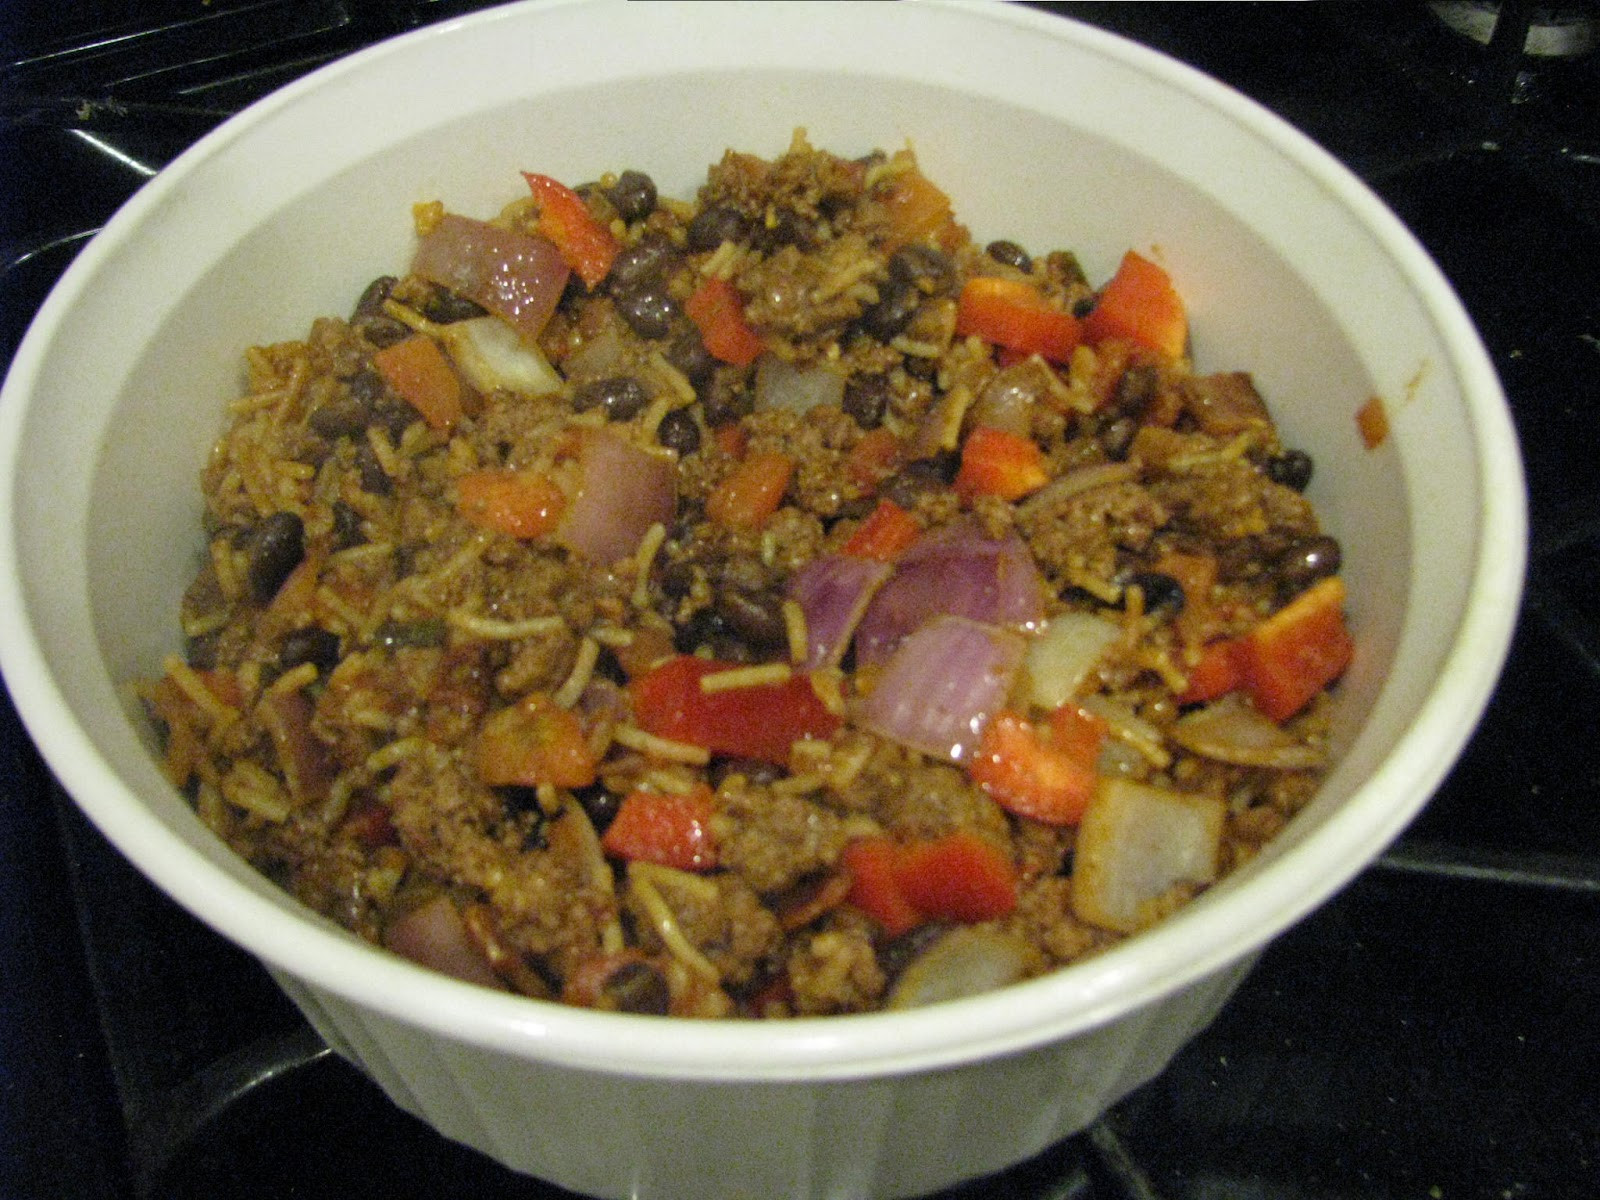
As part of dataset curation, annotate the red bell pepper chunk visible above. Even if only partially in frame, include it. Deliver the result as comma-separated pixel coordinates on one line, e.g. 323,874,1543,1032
840,837,923,936
893,832,1019,925
705,449,794,529
685,276,765,366
841,832,1018,933
1081,250,1188,360
372,334,464,433
954,276,1082,363
953,425,1050,503
522,172,620,289
1177,638,1246,706
628,655,841,765
1237,576,1354,721
600,786,718,871
841,498,921,562
968,708,1102,826
455,469,567,540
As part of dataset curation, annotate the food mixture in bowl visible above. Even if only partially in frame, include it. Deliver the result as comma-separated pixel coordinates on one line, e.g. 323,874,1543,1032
142,132,1354,1018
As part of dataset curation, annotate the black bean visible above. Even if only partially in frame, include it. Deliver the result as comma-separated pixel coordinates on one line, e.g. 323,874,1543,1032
307,396,371,441
666,329,717,392
279,627,341,674
349,282,408,347
756,209,812,251
613,284,680,340
373,396,417,440
420,287,487,324
354,442,391,495
602,960,671,1016
1112,363,1160,416
715,588,788,652
880,457,954,509
1124,571,1186,617
1265,449,1315,492
888,245,956,296
356,316,412,348
656,407,701,455
1277,535,1342,594
700,372,753,426
373,617,447,650
687,203,752,252
1098,415,1139,462
985,239,1033,273
657,560,698,600
185,632,219,672
246,512,305,603
351,276,396,321
574,784,621,833
607,170,658,223
607,233,680,293
331,501,365,549
842,374,889,430
674,607,729,653
858,276,921,341
573,375,650,421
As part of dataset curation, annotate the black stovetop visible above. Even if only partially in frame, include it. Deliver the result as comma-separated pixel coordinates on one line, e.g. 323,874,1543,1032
3,3,1599,1198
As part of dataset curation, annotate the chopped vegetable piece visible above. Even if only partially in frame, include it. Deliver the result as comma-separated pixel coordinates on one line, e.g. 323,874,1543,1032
1081,249,1187,360
685,277,764,366
705,449,794,529
841,832,1017,934
436,316,564,398
841,498,921,562
1237,576,1354,721
476,691,599,788
844,426,905,489
383,895,506,990
953,425,1050,503
879,162,958,251
853,521,1045,667
455,469,566,539
522,172,620,289
1177,638,1245,706
372,334,464,432
554,429,676,564
954,276,1082,363
785,554,893,670
857,615,1027,762
628,655,840,764
885,927,1032,1010
410,212,569,339
967,708,1101,826
1072,778,1225,934
601,787,718,871
893,831,1018,925
1023,611,1122,711
841,837,922,936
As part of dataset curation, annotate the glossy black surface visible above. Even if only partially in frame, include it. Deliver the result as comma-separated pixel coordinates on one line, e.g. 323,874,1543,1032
3,3,1598,1198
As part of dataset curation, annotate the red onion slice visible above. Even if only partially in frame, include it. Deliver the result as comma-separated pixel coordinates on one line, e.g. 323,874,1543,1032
853,521,1045,666
857,615,1026,762
555,430,676,566
411,213,570,340
383,895,506,990
786,554,893,669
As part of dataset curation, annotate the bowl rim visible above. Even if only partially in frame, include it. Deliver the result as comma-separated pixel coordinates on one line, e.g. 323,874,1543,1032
0,0,1526,1081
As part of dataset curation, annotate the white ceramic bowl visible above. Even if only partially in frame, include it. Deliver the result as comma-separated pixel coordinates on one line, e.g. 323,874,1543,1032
0,2,1525,1196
